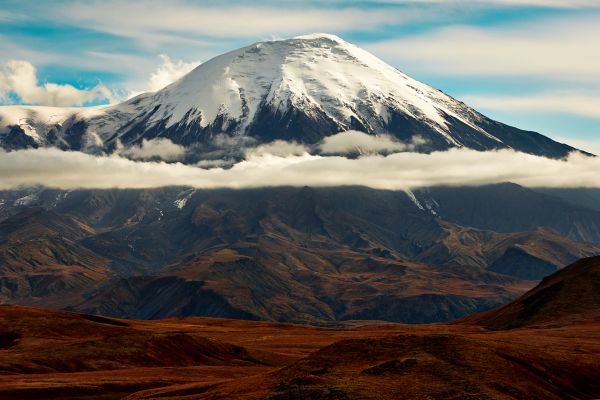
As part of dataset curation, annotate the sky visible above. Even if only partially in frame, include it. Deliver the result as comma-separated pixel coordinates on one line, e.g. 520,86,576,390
0,0,599,153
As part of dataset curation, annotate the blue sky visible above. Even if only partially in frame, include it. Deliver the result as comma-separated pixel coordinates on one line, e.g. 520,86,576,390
0,0,599,152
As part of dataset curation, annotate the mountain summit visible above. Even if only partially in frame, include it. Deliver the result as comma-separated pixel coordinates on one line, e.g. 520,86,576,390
0,34,575,158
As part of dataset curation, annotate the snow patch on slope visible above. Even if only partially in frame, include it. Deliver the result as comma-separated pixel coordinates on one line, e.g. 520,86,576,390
173,189,196,209
405,189,425,210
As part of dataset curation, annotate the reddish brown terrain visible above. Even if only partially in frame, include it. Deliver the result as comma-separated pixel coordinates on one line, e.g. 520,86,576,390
1,256,600,399
462,256,600,329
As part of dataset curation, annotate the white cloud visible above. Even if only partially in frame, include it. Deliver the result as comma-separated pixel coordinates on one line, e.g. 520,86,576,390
118,138,186,161
147,55,200,92
366,15,600,81
463,92,600,118
1,147,599,191
319,130,426,155
0,60,114,106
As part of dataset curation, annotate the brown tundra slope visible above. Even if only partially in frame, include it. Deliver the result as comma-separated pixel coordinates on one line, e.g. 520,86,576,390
461,255,600,329
1,256,600,400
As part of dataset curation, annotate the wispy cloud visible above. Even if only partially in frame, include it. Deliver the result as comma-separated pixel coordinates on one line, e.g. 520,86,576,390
0,10,15,21
478,0,600,6
463,92,600,119
0,36,56,66
1,145,599,190
385,0,600,7
58,2,409,45
366,14,600,81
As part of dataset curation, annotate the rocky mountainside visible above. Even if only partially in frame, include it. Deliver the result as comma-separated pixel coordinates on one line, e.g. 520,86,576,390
1,185,599,324
0,34,576,158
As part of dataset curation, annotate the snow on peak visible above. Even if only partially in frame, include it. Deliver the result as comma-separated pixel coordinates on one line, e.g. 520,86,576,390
104,33,502,146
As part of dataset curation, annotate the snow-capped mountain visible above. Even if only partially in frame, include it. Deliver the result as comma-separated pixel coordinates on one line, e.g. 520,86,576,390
0,33,576,158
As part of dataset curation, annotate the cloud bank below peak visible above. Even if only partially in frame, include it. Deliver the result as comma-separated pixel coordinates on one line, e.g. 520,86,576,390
1,143,599,191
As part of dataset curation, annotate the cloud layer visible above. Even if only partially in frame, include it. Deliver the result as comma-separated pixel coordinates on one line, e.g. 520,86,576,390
1,145,599,191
